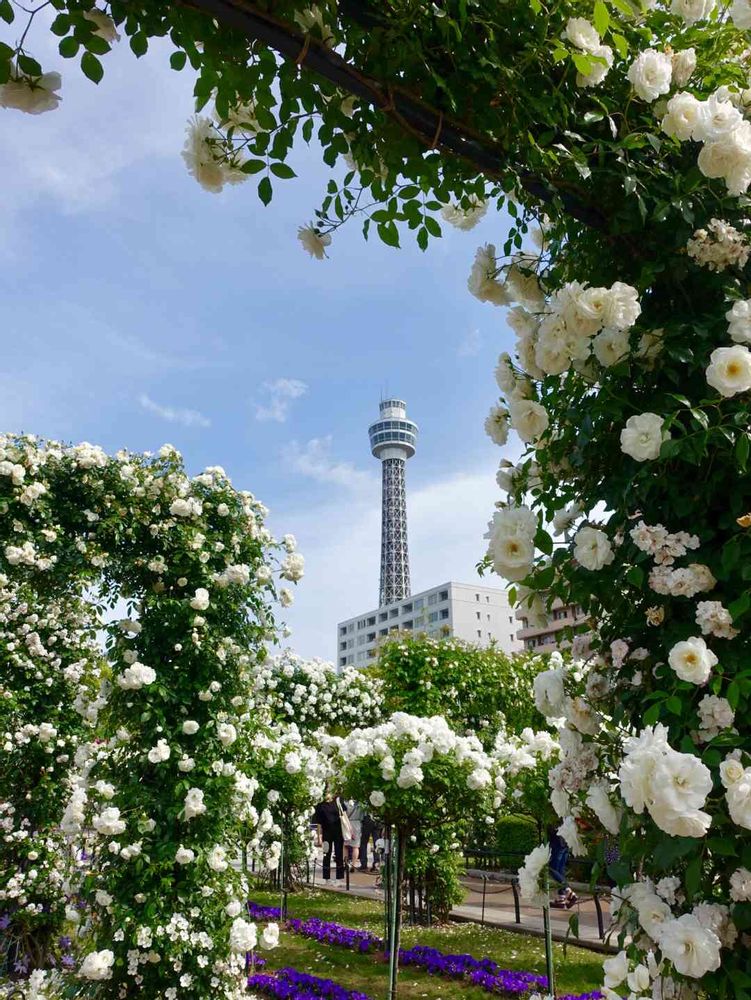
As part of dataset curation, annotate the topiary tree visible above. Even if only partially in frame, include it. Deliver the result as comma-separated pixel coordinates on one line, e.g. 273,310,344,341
0,434,297,998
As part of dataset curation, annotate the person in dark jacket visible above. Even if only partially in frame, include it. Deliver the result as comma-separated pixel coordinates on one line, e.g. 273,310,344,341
312,789,347,883
359,812,381,872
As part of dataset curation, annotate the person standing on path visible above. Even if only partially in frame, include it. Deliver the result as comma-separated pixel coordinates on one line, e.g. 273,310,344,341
359,812,381,872
312,789,348,884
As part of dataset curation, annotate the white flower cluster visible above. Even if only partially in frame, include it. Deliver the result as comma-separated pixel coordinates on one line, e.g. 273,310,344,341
629,519,716,601
484,505,537,582
686,217,751,272
565,18,613,89
248,650,384,731
662,88,751,196
720,754,751,830
335,712,506,810
619,724,712,837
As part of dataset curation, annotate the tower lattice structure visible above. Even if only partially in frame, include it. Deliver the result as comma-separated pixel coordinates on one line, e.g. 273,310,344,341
368,399,418,607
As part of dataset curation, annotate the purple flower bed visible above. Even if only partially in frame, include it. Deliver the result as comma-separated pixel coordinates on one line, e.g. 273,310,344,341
400,944,547,994
246,902,602,1000
287,917,382,954
248,967,372,1000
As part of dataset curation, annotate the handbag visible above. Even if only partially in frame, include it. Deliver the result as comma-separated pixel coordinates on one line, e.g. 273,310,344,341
336,798,354,841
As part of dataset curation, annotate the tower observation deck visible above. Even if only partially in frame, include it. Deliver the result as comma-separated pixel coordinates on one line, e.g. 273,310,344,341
368,399,419,607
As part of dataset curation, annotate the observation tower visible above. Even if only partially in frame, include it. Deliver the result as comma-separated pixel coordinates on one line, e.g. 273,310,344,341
368,399,419,607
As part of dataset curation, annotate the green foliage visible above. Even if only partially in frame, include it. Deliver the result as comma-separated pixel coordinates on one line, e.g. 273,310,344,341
377,634,548,745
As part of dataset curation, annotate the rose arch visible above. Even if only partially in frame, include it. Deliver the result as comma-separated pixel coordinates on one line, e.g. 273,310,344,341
0,433,298,998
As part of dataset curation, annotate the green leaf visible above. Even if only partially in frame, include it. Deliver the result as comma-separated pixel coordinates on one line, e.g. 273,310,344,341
736,433,750,472
416,226,429,251
611,32,629,58
727,680,741,710
423,215,442,238
170,50,187,71
593,0,609,35
707,838,737,857
258,176,273,205
85,34,111,55
240,159,265,174
0,40,13,61
571,52,594,76
643,702,661,726
377,221,400,248
0,0,15,24
626,565,644,588
653,837,695,870
50,13,70,35
535,527,553,556
59,35,80,58
270,162,296,179
16,53,42,76
729,592,750,622
666,696,682,716
684,855,702,898
609,0,636,17
81,51,103,83
130,31,148,57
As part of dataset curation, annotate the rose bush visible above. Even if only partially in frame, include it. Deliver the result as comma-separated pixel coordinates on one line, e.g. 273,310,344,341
0,435,294,998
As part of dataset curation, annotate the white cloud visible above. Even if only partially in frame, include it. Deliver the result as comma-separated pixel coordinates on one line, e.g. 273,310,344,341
457,327,482,357
274,461,505,661
139,393,211,428
282,436,374,491
255,378,308,423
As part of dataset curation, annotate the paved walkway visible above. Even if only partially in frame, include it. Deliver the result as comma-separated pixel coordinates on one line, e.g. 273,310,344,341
304,867,614,952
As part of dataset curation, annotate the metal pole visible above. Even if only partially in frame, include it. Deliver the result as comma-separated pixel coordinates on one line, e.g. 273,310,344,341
543,871,555,998
481,875,487,926
388,828,403,1000
383,825,391,951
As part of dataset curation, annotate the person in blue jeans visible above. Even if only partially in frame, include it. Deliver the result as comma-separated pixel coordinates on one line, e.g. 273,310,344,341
549,828,578,909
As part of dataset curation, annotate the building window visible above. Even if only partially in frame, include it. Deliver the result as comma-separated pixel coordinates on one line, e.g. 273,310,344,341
358,618,367,629
367,616,376,626
475,593,480,602
403,620,413,630
379,628,388,637
379,611,387,622
428,611,438,623
339,657,346,666
487,614,491,621
339,626,347,636
477,629,482,638
389,608,399,619
402,602,413,614
439,590,449,601
476,611,481,620
367,632,376,642
414,597,424,610
340,642,347,652
521,617,528,630
508,616,513,624
348,624,354,634
428,593,437,606
367,648,377,659
486,595,490,603
347,639,354,650
510,634,514,642
440,608,449,620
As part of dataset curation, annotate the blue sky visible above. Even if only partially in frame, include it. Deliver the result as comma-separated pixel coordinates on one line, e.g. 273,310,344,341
0,30,520,660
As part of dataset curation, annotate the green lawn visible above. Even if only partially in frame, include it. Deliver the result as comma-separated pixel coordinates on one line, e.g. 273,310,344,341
251,889,604,999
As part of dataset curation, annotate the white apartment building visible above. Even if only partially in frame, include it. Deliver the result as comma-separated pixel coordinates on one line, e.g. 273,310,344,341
336,581,522,669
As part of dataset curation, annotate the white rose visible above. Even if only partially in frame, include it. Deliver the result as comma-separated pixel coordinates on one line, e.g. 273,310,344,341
627,50,672,103
720,757,745,788
182,721,200,735
693,93,744,144
620,412,668,462
369,790,385,808
573,526,614,571
668,636,717,685
84,10,120,41
190,588,210,611
659,914,721,978
671,0,716,24
508,398,549,443
726,299,751,344
484,404,509,446
260,922,280,949
671,48,696,87
0,72,62,115
229,917,257,953
175,846,195,864
79,950,115,981
662,91,703,141
697,122,751,196
564,17,600,51
576,44,613,89
706,345,751,397
731,0,751,28
206,845,228,872
593,327,629,368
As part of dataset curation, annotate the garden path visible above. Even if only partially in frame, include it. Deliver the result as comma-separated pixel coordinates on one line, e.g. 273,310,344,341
304,868,614,951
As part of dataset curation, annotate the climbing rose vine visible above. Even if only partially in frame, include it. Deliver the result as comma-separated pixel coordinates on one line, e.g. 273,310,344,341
0,435,296,998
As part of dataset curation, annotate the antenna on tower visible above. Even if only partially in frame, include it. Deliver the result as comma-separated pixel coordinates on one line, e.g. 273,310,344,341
368,398,418,607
